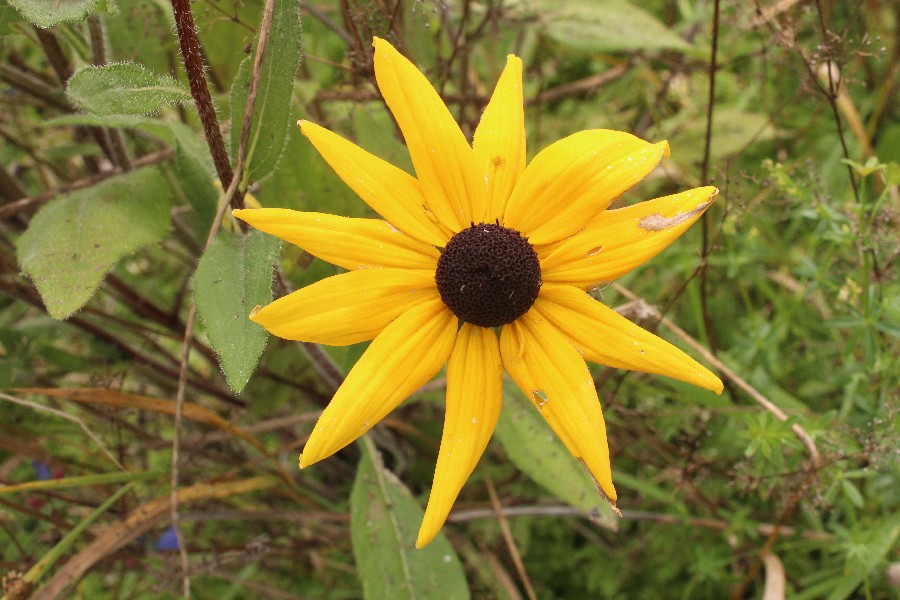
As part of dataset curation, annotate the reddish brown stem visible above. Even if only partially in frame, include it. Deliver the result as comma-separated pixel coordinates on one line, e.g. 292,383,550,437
170,0,243,210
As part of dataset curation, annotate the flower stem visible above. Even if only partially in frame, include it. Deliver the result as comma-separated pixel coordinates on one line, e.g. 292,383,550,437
170,0,242,210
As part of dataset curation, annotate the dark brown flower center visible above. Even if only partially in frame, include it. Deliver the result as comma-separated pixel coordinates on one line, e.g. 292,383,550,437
435,223,542,328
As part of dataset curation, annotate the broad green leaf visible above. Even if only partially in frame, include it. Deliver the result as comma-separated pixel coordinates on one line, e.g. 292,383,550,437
6,0,102,28
494,382,619,530
513,0,691,53
66,63,190,116
256,119,365,215
17,167,172,320
192,230,280,393
47,114,212,171
351,445,469,600
0,3,24,33
174,141,218,239
664,108,777,166
229,0,302,182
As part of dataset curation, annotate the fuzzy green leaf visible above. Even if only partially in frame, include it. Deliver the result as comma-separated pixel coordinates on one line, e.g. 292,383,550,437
351,445,469,600
495,382,619,529
66,63,190,116
192,230,280,393
515,0,690,53
6,0,102,28
229,0,302,182
174,141,219,239
17,167,172,320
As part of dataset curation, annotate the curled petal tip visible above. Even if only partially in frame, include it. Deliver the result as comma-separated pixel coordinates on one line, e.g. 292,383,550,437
712,376,725,395
658,140,671,159
248,305,263,322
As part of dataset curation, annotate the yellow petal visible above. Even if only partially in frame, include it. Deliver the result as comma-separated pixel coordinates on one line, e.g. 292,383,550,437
233,209,440,271
251,269,438,345
503,130,669,245
473,55,526,222
300,299,457,467
540,187,719,287
499,314,617,502
299,120,449,246
373,37,483,232
534,285,724,393
417,324,502,548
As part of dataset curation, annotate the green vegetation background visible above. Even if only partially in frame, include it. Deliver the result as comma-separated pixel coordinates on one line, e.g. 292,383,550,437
0,0,897,598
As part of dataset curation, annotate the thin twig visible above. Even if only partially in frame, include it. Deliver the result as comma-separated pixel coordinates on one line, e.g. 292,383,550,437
613,284,824,598
0,163,27,201
0,63,70,110
0,148,174,219
88,15,133,172
611,283,821,469
484,472,538,600
0,392,125,472
169,2,279,594
448,504,833,541
301,2,353,45
811,0,860,203
698,0,721,358
527,64,629,105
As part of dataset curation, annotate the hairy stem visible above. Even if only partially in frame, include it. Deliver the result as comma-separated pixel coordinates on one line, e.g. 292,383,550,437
169,0,242,210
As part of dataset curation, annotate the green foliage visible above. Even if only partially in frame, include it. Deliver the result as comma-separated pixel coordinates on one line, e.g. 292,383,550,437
16,167,172,319
495,383,618,529
513,0,693,53
229,0,303,183
193,230,281,393
351,442,469,600
66,63,191,116
6,0,103,28
1,1,897,598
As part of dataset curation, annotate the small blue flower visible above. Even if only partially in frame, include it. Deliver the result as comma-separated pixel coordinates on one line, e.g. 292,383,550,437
153,526,181,552
31,460,52,481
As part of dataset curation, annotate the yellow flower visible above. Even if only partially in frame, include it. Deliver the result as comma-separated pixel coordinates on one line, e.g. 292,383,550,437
234,37,723,548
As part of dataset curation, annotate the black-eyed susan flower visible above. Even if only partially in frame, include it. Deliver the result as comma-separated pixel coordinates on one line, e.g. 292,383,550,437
234,37,723,548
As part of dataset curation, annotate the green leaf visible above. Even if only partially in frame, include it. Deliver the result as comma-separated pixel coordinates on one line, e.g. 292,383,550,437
664,108,777,166
494,382,619,529
17,167,172,320
840,479,865,509
0,3,24,34
47,114,212,171
6,0,102,28
229,0,302,182
513,0,691,53
174,141,218,239
66,62,190,116
192,230,281,393
351,444,470,600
